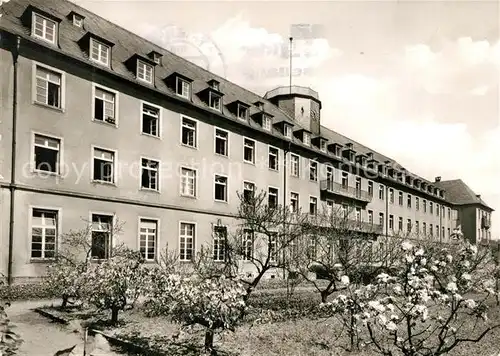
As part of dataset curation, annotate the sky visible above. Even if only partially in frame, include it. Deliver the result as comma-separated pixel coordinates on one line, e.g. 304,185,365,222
71,0,499,238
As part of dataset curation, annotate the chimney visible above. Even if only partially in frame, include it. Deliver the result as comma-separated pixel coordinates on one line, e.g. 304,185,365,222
435,176,441,182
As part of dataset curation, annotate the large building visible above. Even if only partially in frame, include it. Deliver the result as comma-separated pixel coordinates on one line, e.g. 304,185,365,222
0,0,494,283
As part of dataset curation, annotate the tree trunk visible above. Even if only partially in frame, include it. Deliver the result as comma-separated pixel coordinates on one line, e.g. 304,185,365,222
204,329,215,354
320,290,329,303
111,307,119,324
61,295,68,308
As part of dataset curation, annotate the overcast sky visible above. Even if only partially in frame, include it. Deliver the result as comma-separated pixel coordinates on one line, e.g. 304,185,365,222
72,0,499,238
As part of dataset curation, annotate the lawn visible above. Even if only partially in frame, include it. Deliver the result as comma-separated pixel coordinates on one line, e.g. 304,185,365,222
37,287,500,356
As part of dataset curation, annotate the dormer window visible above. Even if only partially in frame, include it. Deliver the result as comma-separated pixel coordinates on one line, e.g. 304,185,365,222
303,132,311,146
378,164,388,176
320,139,327,153
137,60,154,84
209,80,220,91
284,125,293,139
90,38,110,66
237,104,248,120
255,101,264,110
262,115,272,131
32,13,57,44
209,92,221,111
148,51,163,65
72,14,84,27
176,77,191,99
357,155,367,166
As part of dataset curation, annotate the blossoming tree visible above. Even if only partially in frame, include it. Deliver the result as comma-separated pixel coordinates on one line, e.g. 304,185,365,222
323,240,500,356
0,275,22,356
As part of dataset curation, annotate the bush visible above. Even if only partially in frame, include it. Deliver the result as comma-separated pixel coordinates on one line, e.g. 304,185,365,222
0,282,56,301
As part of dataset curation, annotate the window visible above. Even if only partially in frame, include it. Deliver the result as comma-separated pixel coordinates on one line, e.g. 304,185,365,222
326,200,334,215
429,225,433,237
284,125,292,139
398,217,403,231
448,208,451,220
307,235,317,260
269,233,277,262
141,158,159,191
423,222,426,235
180,167,196,197
268,187,278,207
355,207,361,222
242,229,254,261
309,196,317,215
72,14,84,27
243,138,255,163
320,139,327,152
389,188,394,204
209,92,221,111
179,222,195,261
415,221,419,235
447,228,450,238
91,214,112,259
33,134,60,174
32,13,57,44
214,175,228,202
341,204,348,219
269,146,279,171
407,194,412,209
441,226,445,239
262,115,272,131
303,132,311,146
355,177,361,194
215,129,228,156
176,77,191,99
31,208,57,259
379,212,384,226
141,103,160,137
139,219,157,261
416,197,420,211
237,105,248,120
441,206,445,217
94,87,116,124
93,148,115,183
290,192,299,213
326,166,333,182
437,205,440,216
389,215,394,230
342,172,348,188
90,38,110,66
430,202,433,214
290,154,300,177
398,192,403,206
35,66,62,108
243,181,255,203
423,200,427,213
436,225,439,237
368,210,373,224
137,60,154,84
407,219,412,232
309,160,318,181
368,181,374,196
213,226,227,261
181,117,197,148
379,185,385,200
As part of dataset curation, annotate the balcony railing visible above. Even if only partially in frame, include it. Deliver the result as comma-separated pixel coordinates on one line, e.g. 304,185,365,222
264,86,320,101
481,216,491,230
302,213,383,236
320,180,373,203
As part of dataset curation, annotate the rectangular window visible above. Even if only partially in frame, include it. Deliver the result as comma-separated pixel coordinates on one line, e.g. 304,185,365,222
72,14,84,27
262,115,272,131
437,205,440,216
415,221,419,235
269,233,277,262
379,212,384,226
398,192,403,206
368,181,373,196
379,185,385,200
93,148,115,183
269,146,279,170
137,60,153,84
176,77,191,99
141,158,159,191
35,66,61,108
284,125,292,139
243,181,255,203
423,200,427,213
326,166,333,182
290,192,299,213
309,160,318,181
242,229,254,261
94,87,116,124
179,222,195,261
430,225,433,237
326,200,334,215
368,210,373,224
355,207,361,222
243,138,255,164
448,208,451,220
215,129,228,156
430,202,433,214
33,134,60,174
91,214,112,259
290,154,300,177
320,139,327,152
268,187,278,208
213,226,227,261
407,219,412,232
341,204,348,219
209,92,221,111
90,38,110,66
398,217,403,231
237,105,248,120
389,215,394,230
342,172,348,189
141,103,160,137
407,194,412,208
389,188,394,204
355,177,361,194
441,226,445,239
303,132,311,146
180,167,196,197
309,196,317,215
416,197,420,211
139,219,157,261
31,208,57,259
214,175,228,202
32,14,57,44
447,228,450,238
181,117,197,148
423,222,426,235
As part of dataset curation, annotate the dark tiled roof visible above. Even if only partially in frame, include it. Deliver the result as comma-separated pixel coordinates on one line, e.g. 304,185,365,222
434,179,494,211
0,0,466,199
